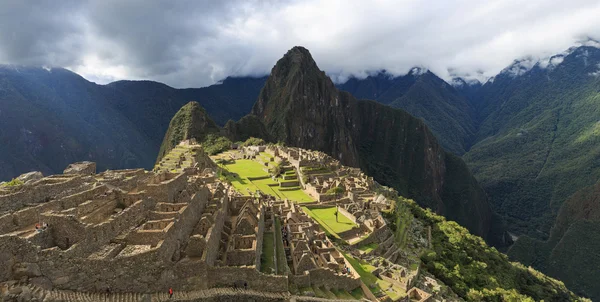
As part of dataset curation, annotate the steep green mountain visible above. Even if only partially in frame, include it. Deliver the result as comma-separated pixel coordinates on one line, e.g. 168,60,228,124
464,46,600,238
401,196,582,301
0,66,155,180
251,46,505,244
462,45,600,300
338,70,477,155
223,115,271,143
156,101,220,162
104,76,267,146
507,180,600,299
0,68,266,181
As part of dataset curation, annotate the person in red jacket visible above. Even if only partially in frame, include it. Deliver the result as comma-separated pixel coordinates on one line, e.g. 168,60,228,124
169,288,173,298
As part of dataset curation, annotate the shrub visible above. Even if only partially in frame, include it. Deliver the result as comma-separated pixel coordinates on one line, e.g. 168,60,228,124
241,137,265,147
2,178,24,187
202,134,232,155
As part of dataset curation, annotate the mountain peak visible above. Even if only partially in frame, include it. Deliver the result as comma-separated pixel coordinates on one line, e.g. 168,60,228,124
270,46,322,78
156,101,219,163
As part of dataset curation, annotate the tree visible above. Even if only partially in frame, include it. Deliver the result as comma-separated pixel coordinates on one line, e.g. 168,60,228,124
327,186,346,222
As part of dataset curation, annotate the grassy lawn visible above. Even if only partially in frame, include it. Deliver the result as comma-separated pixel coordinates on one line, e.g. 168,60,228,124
302,207,357,235
223,159,268,178
279,188,314,203
358,243,379,254
274,217,289,275
343,253,405,301
220,159,314,203
260,232,275,274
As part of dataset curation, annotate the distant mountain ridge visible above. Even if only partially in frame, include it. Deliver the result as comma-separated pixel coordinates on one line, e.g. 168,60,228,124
0,68,266,181
337,69,477,154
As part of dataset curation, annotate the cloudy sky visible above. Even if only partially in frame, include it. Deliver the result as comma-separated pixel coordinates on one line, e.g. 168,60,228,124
1,0,599,88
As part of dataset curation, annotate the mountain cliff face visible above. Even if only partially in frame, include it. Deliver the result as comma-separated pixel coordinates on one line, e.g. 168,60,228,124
338,70,477,155
252,47,500,242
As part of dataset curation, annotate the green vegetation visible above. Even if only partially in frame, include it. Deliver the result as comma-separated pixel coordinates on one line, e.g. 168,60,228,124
358,243,378,254
156,101,220,163
337,71,476,155
202,134,232,155
302,207,357,234
1,178,24,187
343,253,404,300
326,186,345,198
274,218,289,275
349,287,366,300
240,137,265,146
390,197,583,301
260,232,275,274
219,159,313,202
464,48,600,240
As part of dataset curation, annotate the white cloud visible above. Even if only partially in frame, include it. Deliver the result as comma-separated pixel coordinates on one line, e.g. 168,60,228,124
0,0,599,87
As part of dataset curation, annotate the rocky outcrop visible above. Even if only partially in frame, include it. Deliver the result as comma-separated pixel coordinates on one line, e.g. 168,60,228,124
63,162,96,175
16,172,43,184
252,46,498,242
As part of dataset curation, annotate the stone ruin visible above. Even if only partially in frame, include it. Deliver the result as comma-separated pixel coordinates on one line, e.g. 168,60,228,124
0,143,442,301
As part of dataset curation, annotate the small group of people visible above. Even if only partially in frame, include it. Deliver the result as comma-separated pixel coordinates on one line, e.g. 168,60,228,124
34,222,48,232
341,265,351,274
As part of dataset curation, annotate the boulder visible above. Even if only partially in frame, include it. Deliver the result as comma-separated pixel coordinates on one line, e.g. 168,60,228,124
17,171,43,184
13,262,42,279
63,161,96,175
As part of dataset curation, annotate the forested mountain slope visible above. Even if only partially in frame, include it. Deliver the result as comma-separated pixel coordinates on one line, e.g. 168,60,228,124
464,46,600,238
338,70,476,155
0,67,265,181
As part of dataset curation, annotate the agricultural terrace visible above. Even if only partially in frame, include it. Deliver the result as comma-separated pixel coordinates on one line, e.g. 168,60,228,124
343,253,405,300
215,156,313,203
302,206,358,237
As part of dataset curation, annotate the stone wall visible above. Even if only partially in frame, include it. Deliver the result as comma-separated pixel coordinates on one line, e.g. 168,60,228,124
0,176,83,214
286,249,360,292
304,268,360,291
336,225,367,241
158,188,209,262
52,197,155,255
0,198,63,234
207,266,288,292
60,185,108,210
352,224,391,248
145,172,187,202
255,204,265,270
226,249,256,266
337,206,357,224
202,197,228,266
